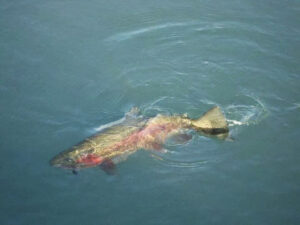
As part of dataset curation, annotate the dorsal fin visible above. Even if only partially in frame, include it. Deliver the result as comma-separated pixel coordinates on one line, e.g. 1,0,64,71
125,107,140,119
123,107,145,127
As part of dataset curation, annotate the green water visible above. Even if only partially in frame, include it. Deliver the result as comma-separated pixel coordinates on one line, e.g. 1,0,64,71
1,0,299,224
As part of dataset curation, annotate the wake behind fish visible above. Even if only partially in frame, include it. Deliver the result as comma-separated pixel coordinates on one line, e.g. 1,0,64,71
225,95,269,128
146,95,269,169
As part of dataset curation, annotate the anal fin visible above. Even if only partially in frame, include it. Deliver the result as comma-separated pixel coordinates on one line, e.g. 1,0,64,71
170,133,192,144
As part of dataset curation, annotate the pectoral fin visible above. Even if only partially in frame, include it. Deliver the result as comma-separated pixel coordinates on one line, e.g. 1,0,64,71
100,159,116,175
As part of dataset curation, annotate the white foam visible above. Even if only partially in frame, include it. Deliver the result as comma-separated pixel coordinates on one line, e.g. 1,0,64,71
227,119,245,127
225,95,269,128
94,117,125,132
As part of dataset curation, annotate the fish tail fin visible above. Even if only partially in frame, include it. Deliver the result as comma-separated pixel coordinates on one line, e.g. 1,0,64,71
192,106,229,136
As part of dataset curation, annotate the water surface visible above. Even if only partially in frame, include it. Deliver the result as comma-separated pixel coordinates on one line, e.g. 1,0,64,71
1,0,299,224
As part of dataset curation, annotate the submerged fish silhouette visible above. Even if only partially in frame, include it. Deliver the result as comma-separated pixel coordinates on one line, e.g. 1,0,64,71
50,106,229,174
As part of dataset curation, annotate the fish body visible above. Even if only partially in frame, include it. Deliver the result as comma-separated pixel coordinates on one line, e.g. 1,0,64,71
50,106,229,171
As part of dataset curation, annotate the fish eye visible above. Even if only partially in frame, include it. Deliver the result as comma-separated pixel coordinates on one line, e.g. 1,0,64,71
64,158,73,163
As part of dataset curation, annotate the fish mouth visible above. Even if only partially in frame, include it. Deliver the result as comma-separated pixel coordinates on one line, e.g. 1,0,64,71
49,157,61,167
49,155,81,169
49,159,73,169
49,155,68,168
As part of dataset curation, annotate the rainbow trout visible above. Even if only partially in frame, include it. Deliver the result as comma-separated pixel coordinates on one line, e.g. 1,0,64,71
50,106,229,174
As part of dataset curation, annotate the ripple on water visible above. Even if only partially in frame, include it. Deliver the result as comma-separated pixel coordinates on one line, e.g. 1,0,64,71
141,94,269,169
100,19,271,169
105,21,197,42
83,95,266,170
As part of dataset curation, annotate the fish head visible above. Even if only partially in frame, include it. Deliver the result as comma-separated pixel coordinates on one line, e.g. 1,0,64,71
50,150,80,169
50,146,104,169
